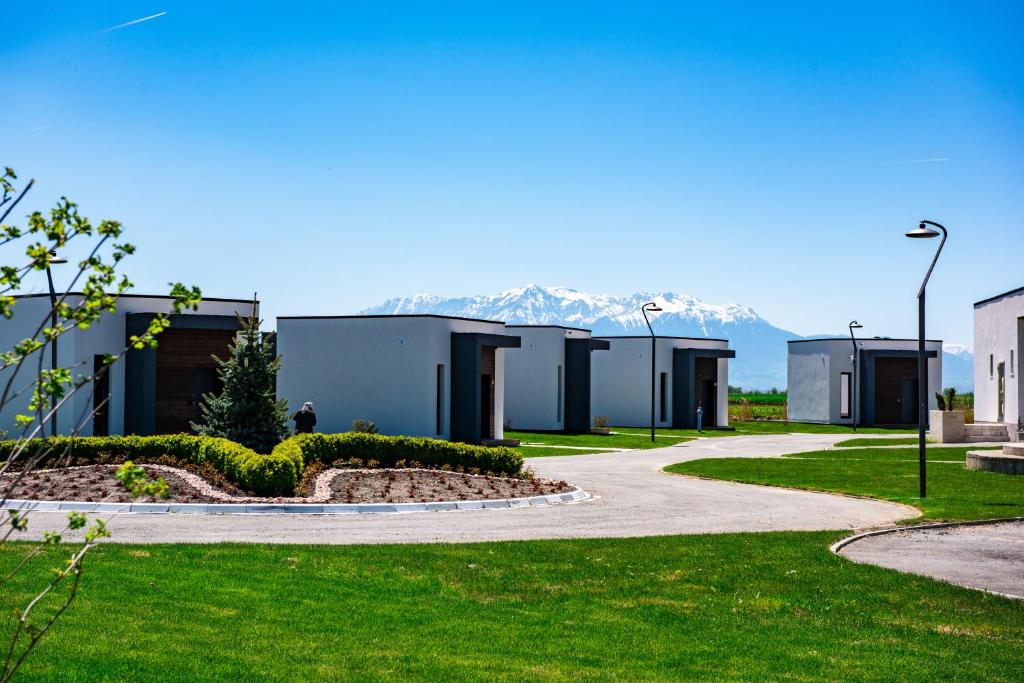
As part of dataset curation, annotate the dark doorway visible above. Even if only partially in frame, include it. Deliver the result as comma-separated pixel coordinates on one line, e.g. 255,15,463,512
694,357,717,427
155,328,235,434
874,357,918,425
480,375,493,439
92,355,110,437
997,362,1005,423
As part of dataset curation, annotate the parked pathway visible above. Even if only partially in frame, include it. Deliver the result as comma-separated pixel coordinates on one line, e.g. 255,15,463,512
838,520,1024,599
18,433,917,545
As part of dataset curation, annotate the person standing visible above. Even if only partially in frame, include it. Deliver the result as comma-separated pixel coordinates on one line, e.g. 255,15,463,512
292,402,317,434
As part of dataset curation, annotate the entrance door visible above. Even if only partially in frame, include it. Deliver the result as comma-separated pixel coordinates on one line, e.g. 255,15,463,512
997,362,1006,423
92,355,110,437
480,374,494,439
694,357,717,428
701,379,717,427
899,378,918,425
875,357,918,425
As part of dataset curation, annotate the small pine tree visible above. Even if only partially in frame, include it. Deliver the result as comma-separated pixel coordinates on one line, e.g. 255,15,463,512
192,303,290,453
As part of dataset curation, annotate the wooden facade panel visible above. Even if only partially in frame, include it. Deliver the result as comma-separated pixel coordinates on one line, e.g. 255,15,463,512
154,329,236,434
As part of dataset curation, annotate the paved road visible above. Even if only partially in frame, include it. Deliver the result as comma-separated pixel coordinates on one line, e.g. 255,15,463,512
15,433,917,545
839,520,1024,598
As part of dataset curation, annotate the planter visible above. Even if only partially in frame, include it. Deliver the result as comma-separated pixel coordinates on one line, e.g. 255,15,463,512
590,428,610,435
930,410,965,443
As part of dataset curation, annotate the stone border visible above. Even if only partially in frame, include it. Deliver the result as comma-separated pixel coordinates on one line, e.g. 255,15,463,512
830,516,1024,600
1,463,589,513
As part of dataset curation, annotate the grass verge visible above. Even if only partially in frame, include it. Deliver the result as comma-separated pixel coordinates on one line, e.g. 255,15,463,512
2,533,1023,681
506,430,693,456
834,437,924,447
667,446,1023,522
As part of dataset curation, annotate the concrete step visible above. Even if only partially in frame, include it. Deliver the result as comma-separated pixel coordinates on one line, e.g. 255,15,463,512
964,424,1009,442
967,450,1024,475
1003,443,1024,457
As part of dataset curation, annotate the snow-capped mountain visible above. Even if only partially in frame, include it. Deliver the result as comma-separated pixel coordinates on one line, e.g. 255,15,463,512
362,285,974,391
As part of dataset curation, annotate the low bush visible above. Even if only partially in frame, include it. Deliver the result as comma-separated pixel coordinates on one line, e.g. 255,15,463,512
286,433,523,477
1,432,523,496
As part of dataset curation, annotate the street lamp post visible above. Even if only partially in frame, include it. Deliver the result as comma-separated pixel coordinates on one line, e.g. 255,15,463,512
905,220,948,498
641,302,663,443
848,321,863,431
45,251,68,438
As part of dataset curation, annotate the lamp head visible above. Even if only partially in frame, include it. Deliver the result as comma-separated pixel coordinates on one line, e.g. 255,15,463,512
905,222,940,239
47,251,68,265
643,302,663,312
849,321,863,329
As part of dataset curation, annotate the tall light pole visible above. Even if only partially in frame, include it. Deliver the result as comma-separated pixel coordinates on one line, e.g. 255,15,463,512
848,321,863,431
641,302,663,443
905,220,947,498
45,251,68,438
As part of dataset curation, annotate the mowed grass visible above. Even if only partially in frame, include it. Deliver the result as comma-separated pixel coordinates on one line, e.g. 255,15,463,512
617,421,914,439
834,437,924,447
506,429,693,456
3,533,1023,681
667,447,1024,522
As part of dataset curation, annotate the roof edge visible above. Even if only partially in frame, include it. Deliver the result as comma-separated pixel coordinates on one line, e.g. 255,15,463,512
974,285,1024,308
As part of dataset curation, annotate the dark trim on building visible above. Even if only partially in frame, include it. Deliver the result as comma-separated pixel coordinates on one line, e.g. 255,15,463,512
449,332,521,444
505,324,593,333
671,348,736,429
974,285,1024,308
124,313,245,435
789,337,943,344
12,292,256,305
858,349,938,427
594,335,730,342
278,313,507,325
588,339,611,351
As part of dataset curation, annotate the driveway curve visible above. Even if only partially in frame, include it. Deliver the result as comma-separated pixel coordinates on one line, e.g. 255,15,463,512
838,520,1024,599
18,433,918,545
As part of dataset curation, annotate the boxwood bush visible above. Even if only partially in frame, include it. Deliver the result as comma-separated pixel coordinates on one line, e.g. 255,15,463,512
1,432,523,496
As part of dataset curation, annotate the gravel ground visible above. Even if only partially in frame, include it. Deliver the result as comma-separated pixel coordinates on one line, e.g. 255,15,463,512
1,465,222,504
839,520,1024,598
327,469,569,503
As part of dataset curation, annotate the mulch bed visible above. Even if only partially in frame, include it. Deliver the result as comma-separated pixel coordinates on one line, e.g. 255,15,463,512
1,465,573,505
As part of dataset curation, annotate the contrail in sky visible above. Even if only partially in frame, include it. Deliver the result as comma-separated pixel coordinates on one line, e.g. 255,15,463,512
100,11,166,33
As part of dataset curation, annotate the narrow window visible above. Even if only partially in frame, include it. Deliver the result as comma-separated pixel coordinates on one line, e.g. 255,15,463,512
435,364,445,435
990,354,994,379
93,355,110,437
556,365,563,422
659,372,668,422
840,372,851,419
1011,349,1016,378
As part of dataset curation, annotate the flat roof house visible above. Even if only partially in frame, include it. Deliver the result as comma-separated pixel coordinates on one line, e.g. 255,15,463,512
787,337,942,426
276,315,521,444
0,293,255,437
503,325,610,432
974,286,1023,439
590,336,735,429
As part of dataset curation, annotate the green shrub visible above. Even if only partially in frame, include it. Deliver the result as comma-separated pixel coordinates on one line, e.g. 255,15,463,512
0,431,521,495
285,433,522,476
351,420,379,434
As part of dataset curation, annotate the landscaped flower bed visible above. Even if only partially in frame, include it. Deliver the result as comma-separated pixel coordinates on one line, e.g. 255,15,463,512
1,464,571,505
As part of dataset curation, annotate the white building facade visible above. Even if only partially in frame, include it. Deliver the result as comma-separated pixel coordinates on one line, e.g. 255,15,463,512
590,336,734,429
788,337,942,426
0,294,255,437
276,315,520,443
974,286,1023,439
503,326,609,432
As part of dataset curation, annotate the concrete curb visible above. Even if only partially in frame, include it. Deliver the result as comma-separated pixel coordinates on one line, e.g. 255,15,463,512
0,487,591,515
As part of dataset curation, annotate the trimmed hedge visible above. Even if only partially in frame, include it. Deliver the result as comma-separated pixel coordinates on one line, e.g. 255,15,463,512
0,435,303,496
286,433,523,476
1,432,522,496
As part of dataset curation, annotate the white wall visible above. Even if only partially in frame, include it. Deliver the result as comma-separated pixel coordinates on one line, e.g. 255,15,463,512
276,316,509,439
974,290,1023,430
504,327,591,431
787,338,942,425
590,337,731,428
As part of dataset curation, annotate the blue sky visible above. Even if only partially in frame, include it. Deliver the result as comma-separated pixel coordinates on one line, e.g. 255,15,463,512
3,2,1022,345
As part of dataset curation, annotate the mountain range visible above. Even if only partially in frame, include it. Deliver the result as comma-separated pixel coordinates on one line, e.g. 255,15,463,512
361,285,974,391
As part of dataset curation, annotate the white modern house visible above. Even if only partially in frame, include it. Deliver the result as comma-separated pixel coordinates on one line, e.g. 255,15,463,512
0,293,256,437
787,337,942,426
590,336,734,429
275,314,521,443
503,325,610,432
974,286,1023,440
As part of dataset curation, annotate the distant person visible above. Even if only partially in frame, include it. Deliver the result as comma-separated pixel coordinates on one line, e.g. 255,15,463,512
293,402,317,434
696,402,704,433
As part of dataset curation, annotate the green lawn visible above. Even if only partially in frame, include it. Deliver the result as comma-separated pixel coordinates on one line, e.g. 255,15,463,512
506,429,693,456
667,446,1024,522
834,437,923,447
616,421,914,439
3,533,1023,681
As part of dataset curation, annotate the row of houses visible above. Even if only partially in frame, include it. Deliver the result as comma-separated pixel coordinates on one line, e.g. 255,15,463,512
1,284,1020,443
